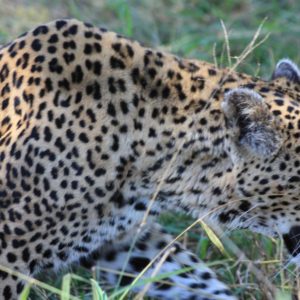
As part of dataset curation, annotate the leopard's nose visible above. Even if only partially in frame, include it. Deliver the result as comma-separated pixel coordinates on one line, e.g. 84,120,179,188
283,226,300,257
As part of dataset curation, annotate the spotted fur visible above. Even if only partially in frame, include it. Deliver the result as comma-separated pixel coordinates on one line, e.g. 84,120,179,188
1,19,300,299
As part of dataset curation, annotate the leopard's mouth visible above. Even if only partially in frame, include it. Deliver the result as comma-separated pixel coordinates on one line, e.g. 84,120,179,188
283,226,300,257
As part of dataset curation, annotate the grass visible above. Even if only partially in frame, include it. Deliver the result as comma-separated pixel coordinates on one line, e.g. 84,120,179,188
1,0,300,299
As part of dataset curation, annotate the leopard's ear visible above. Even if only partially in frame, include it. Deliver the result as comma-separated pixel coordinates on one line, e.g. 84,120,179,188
272,58,300,84
221,88,282,157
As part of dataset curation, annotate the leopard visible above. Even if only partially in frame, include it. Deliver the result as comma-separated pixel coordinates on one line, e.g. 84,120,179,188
1,18,300,300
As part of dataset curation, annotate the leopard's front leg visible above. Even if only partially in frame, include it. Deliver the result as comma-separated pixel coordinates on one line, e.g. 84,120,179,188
81,222,237,300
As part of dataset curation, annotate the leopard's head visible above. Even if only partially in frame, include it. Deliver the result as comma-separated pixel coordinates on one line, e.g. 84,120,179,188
220,59,300,259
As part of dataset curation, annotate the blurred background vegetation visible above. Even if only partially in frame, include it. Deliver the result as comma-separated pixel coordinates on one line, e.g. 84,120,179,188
1,0,300,299
1,0,300,77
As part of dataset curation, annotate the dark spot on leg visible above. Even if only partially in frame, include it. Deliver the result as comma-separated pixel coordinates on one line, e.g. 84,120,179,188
129,256,150,272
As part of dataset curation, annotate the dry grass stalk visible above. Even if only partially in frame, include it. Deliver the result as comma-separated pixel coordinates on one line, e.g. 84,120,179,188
220,19,232,68
133,246,176,300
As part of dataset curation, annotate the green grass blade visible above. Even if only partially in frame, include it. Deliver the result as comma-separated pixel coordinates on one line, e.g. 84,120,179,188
90,279,108,300
61,273,72,300
19,284,31,300
198,236,209,260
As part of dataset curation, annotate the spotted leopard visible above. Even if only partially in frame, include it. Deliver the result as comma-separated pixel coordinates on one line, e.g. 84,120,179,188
1,19,300,300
